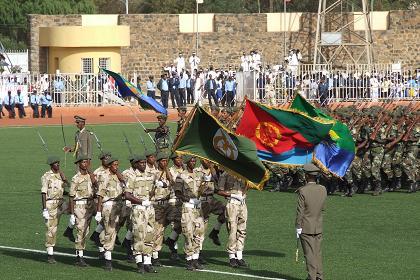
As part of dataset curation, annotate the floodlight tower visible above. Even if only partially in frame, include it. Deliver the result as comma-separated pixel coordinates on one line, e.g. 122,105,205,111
312,0,374,67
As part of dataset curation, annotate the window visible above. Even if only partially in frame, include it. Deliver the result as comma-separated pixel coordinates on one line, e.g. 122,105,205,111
99,57,111,70
81,58,93,73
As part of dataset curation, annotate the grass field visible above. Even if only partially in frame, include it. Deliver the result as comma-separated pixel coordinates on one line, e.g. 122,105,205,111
0,123,419,280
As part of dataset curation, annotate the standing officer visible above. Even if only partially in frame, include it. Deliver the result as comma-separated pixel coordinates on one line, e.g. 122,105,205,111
295,163,327,280
41,155,68,264
174,156,205,271
96,157,124,271
125,154,158,273
145,115,170,152
69,155,97,267
217,171,248,268
176,107,187,138
63,116,93,160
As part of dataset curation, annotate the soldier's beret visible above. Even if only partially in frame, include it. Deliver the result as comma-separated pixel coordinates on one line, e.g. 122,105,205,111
211,105,220,112
182,154,194,162
104,157,118,166
156,152,169,161
74,115,86,122
303,163,320,174
157,114,168,120
170,152,181,160
177,106,187,112
221,108,227,113
132,154,146,162
98,151,112,160
74,155,90,164
128,153,137,162
47,155,60,165
145,149,156,157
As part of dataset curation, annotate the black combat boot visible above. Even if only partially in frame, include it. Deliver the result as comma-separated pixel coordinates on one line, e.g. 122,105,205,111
372,181,382,196
152,258,162,267
193,259,203,269
186,260,196,271
198,254,207,265
394,177,402,190
236,259,249,267
408,182,417,193
209,229,221,246
47,255,56,264
144,264,158,273
229,258,239,268
363,180,371,193
75,256,88,267
63,227,75,242
104,260,112,271
136,262,145,274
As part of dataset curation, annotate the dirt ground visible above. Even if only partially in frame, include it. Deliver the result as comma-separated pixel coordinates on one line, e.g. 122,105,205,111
0,101,417,127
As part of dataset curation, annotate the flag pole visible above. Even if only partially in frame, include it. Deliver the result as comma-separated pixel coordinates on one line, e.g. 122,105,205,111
172,106,198,152
127,105,156,145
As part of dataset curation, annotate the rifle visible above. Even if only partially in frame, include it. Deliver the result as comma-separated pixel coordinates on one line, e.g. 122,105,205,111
36,129,49,153
123,132,133,155
90,131,104,153
402,116,419,142
60,115,67,168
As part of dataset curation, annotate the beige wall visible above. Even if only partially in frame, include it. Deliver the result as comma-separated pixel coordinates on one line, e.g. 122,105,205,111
354,11,389,31
48,47,121,74
39,26,130,47
179,14,214,33
267,13,302,32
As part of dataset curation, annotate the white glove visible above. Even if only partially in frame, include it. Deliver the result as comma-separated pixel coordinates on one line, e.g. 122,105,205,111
142,200,151,207
230,194,243,201
155,180,164,188
296,228,302,239
69,214,76,226
95,212,102,223
189,198,200,205
203,175,212,182
42,209,50,220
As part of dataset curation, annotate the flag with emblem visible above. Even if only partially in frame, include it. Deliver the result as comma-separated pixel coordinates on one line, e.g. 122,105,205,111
101,68,167,115
290,94,355,177
236,99,334,166
173,106,269,190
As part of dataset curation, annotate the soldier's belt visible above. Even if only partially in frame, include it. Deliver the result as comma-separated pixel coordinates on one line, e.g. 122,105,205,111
75,200,88,205
153,199,169,206
168,198,181,205
132,204,152,210
199,195,214,201
184,202,201,209
228,198,246,205
103,199,121,206
46,198,62,204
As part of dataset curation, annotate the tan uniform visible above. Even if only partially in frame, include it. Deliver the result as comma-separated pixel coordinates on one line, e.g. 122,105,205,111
174,169,205,258
168,165,184,234
151,168,172,255
218,172,247,255
295,182,327,280
74,128,92,159
98,170,124,251
69,172,95,250
121,167,137,230
126,169,155,256
41,170,67,248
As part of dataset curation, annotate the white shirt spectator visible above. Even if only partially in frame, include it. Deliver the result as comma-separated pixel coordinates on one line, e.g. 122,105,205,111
174,54,185,74
189,54,200,73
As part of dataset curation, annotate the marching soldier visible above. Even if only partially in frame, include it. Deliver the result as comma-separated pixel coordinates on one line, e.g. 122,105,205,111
96,157,124,271
295,163,327,280
145,115,170,152
196,159,225,247
125,154,158,273
69,155,97,267
401,112,419,193
174,156,205,271
41,156,69,264
217,170,248,268
63,115,93,160
210,105,220,119
176,106,187,137
145,150,158,173
151,152,173,267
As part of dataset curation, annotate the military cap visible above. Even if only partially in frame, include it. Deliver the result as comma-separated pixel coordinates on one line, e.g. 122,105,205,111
128,153,137,162
303,163,320,174
98,151,112,160
74,115,86,122
47,155,60,165
221,108,227,113
182,154,194,162
210,105,220,112
177,106,187,112
170,152,181,159
104,156,118,166
157,114,167,120
145,149,156,157
132,153,146,162
156,151,169,161
74,155,90,164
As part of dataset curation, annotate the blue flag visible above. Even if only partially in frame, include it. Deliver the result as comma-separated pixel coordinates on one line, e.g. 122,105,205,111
101,68,167,115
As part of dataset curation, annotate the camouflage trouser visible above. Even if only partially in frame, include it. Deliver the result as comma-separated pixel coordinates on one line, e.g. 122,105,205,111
168,200,182,234
225,200,247,254
344,165,354,184
362,152,372,179
74,200,95,250
100,200,122,251
370,147,384,182
131,205,155,256
351,155,363,182
45,199,68,248
181,203,204,257
401,144,418,182
382,148,396,180
152,201,171,254
392,143,405,178
200,196,226,247
119,201,132,231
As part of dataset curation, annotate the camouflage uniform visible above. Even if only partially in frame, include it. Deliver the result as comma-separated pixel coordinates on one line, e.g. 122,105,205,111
126,168,155,266
154,126,170,152
41,170,68,249
218,172,248,261
401,121,419,192
70,172,95,253
381,118,398,188
369,121,387,195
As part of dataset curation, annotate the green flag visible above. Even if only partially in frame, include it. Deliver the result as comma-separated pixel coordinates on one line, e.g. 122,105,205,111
174,106,269,190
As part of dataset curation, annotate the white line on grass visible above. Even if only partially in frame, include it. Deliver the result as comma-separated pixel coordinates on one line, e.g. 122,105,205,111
0,245,287,280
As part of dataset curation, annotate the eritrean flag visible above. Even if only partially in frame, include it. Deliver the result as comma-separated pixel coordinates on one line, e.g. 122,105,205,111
101,68,167,115
290,94,355,177
236,100,334,166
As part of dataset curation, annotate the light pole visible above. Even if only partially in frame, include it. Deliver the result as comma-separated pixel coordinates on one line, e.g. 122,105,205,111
196,0,203,56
